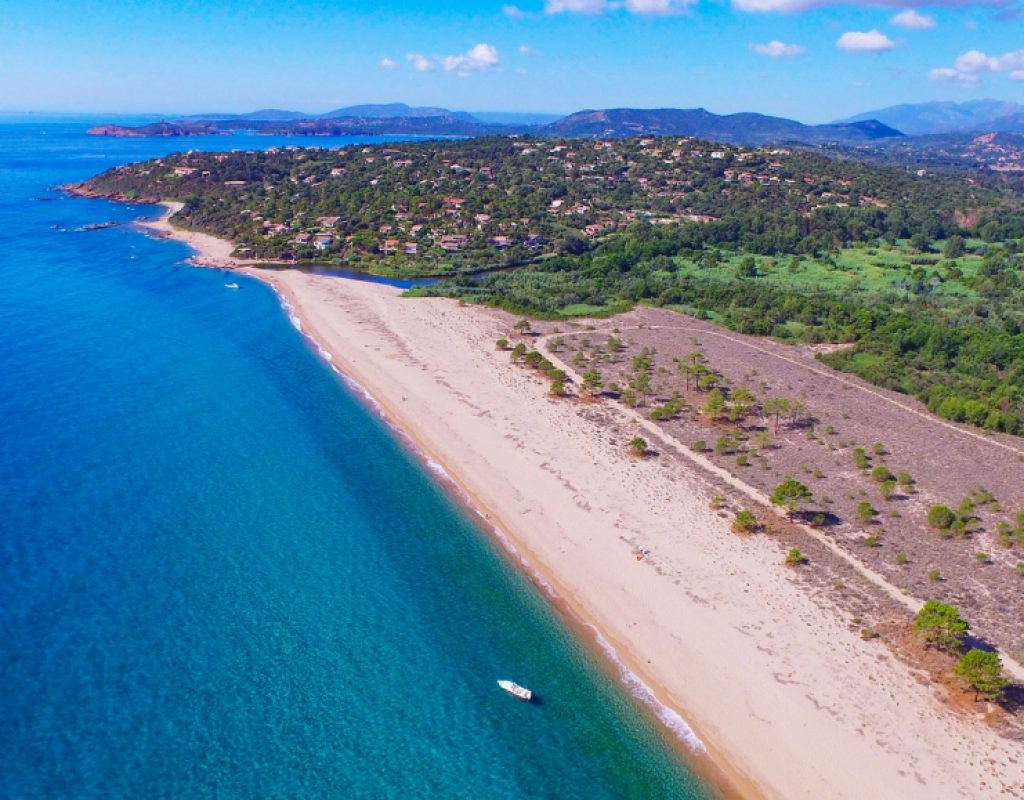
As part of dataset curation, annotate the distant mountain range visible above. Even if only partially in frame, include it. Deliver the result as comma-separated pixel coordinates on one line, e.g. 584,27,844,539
545,108,901,144
87,104,904,146
837,99,1024,136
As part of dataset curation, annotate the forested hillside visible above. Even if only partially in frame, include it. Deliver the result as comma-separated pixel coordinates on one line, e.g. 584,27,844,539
72,135,1024,435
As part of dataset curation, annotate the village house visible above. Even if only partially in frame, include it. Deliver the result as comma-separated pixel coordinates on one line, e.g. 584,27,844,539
380,239,399,255
293,232,312,245
317,216,341,228
312,233,333,251
439,235,468,251
490,235,512,249
402,242,419,255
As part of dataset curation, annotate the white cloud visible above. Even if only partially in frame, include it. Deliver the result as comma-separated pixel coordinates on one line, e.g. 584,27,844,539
931,48,1024,86
378,58,397,70
545,0,608,12
623,0,693,14
890,9,934,29
733,0,1010,12
545,0,692,13
518,44,534,55
406,53,436,72
502,4,527,17
751,40,806,57
836,30,896,53
442,43,501,76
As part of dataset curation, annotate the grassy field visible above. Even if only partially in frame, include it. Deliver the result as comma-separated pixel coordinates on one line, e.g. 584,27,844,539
668,239,986,305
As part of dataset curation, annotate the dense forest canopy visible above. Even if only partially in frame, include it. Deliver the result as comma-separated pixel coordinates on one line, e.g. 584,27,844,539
74,135,1024,435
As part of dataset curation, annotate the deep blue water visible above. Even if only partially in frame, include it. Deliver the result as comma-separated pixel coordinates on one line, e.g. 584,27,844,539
0,123,710,798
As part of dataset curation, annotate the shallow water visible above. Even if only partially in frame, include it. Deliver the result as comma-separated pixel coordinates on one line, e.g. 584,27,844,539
0,122,711,798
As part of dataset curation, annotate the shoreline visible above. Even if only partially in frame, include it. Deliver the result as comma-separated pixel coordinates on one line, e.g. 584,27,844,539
118,207,1024,799
258,269,753,800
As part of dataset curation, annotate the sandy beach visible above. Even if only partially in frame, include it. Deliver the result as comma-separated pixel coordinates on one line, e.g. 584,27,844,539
144,217,1024,798
252,268,1023,799
137,202,251,269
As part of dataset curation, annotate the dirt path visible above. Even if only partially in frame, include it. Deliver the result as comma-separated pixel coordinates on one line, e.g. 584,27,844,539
537,324,1024,682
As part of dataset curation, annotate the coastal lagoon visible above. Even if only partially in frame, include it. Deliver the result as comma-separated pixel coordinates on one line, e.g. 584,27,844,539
0,122,709,798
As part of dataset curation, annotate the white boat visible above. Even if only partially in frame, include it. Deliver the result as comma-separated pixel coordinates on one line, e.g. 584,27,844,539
497,679,532,702
224,282,239,290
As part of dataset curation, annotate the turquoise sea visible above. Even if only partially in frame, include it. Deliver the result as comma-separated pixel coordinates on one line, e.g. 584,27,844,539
0,121,711,798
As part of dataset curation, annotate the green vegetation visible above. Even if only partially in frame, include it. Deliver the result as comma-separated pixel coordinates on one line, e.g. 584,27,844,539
80,135,1024,436
628,437,649,457
954,649,1009,702
732,509,759,534
913,600,969,653
785,547,805,566
770,478,813,520
926,504,956,531
856,501,877,524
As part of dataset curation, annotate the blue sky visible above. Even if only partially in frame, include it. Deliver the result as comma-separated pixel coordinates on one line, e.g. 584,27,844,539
1,0,1023,122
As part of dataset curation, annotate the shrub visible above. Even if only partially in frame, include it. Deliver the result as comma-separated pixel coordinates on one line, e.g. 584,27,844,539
857,501,877,523
879,480,897,500
975,552,991,564
871,442,886,456
628,437,648,457
896,471,915,490
928,568,942,582
895,551,909,565
715,435,737,455
736,453,749,467
864,535,881,548
732,509,759,534
871,465,894,483
927,505,956,530
691,439,708,452
785,548,805,566
1016,562,1024,578
853,448,870,470
495,338,509,350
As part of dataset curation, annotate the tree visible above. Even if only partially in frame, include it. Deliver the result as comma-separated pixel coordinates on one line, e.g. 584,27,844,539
704,388,726,420
770,478,812,520
581,369,604,398
513,317,532,336
728,387,757,422
954,649,1008,702
927,505,956,531
495,337,509,350
785,547,805,566
763,397,791,432
913,600,969,653
943,235,966,259
628,437,649,457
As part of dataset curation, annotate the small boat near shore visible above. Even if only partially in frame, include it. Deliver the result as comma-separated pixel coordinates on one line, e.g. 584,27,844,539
497,679,533,702
224,282,239,290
